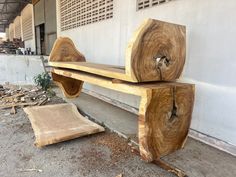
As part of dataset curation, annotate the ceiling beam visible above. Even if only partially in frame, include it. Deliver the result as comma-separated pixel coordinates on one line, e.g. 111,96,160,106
0,0,31,4
0,0,31,32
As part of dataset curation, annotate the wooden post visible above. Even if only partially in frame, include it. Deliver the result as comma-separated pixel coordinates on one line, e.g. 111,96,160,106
138,85,194,162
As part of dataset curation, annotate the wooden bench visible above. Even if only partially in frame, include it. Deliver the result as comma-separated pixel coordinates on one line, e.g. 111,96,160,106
49,19,194,176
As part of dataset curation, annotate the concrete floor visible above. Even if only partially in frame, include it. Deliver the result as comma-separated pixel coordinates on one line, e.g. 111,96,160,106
54,88,236,177
0,90,236,177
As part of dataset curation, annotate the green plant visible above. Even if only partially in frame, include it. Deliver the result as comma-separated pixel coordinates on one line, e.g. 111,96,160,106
34,72,51,91
46,88,56,98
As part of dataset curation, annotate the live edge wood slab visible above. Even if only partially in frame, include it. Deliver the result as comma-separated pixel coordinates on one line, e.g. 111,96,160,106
49,19,186,82
51,68,195,163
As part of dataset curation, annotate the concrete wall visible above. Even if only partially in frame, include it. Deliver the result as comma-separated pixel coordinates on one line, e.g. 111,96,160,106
5,28,9,40
56,0,236,146
13,16,22,39
0,54,44,85
9,23,15,41
24,40,36,54
34,0,45,26
45,0,57,55
21,4,36,53
34,0,57,55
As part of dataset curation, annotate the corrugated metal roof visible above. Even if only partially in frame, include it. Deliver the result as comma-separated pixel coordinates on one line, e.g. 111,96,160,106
0,0,31,32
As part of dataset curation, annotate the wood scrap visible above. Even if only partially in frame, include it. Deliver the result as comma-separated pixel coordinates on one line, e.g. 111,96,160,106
18,168,43,173
38,97,48,106
116,174,123,177
0,85,50,114
10,106,16,114
0,102,38,109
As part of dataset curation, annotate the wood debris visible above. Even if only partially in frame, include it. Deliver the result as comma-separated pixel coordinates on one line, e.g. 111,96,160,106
0,85,49,114
18,168,43,173
10,106,16,114
116,174,123,177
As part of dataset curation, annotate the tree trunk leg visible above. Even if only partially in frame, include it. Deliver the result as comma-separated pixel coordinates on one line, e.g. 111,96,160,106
138,84,195,162
52,72,83,98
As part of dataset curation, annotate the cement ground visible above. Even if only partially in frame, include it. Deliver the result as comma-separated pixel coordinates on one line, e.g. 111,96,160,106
0,92,236,177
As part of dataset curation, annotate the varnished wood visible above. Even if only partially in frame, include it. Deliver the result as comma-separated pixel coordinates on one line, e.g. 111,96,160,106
51,68,195,163
49,19,186,82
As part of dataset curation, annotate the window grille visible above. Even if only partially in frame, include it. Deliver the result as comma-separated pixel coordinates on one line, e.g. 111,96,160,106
21,5,33,41
137,0,172,10
14,16,22,39
9,23,14,41
60,0,114,31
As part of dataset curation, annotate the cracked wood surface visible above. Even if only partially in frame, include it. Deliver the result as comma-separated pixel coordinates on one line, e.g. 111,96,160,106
127,19,186,82
51,68,195,162
49,19,185,82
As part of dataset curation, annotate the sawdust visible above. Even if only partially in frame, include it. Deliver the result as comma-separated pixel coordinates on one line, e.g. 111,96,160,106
93,132,132,163
78,132,133,176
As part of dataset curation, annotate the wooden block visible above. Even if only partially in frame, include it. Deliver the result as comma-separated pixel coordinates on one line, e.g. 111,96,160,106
126,19,186,82
23,103,105,147
138,84,194,162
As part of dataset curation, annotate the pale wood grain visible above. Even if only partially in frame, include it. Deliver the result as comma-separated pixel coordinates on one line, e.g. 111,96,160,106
24,103,105,147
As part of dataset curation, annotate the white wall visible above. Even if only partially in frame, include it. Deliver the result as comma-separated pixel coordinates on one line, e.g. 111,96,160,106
21,4,36,52
0,54,44,85
56,0,236,146
34,0,45,26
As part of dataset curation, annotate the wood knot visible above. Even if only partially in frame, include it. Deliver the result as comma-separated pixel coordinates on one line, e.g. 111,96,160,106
154,55,171,80
155,55,171,68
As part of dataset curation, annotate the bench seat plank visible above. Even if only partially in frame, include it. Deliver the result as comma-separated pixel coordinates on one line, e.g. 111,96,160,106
49,61,135,82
